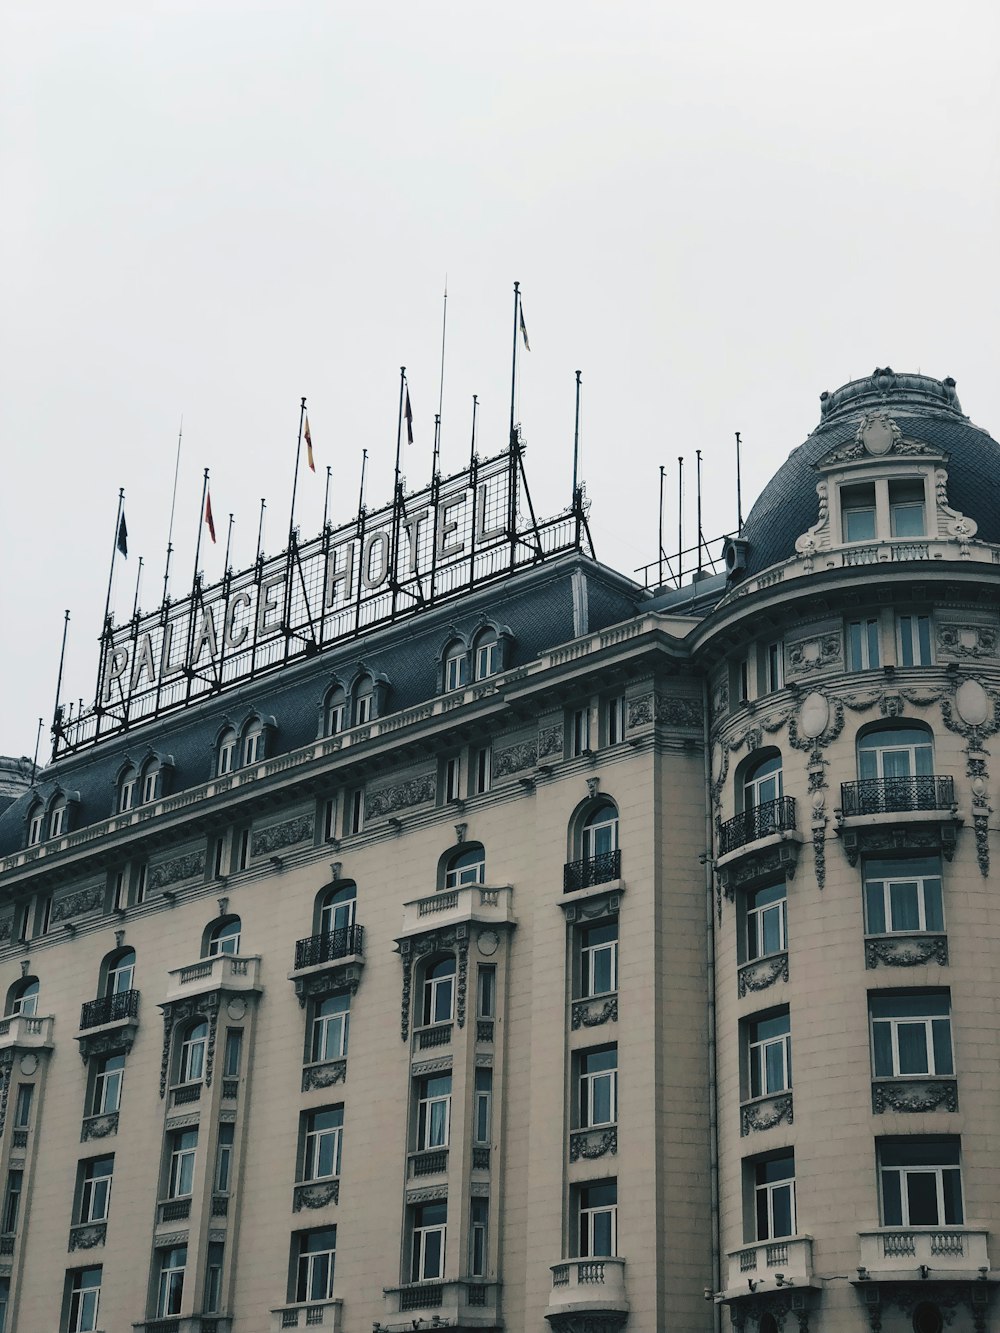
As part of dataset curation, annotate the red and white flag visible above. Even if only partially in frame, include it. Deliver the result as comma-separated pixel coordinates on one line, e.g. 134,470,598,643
205,489,217,543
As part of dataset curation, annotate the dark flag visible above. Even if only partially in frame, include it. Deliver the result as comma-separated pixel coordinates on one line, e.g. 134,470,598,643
116,512,129,558
404,387,414,445
205,490,217,544
519,302,531,352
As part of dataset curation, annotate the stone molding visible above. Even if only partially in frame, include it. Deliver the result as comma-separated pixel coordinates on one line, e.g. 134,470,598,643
250,812,314,858
865,934,948,969
737,953,788,998
872,1077,958,1114
569,1126,617,1162
740,1093,793,1137
301,1059,347,1092
571,996,618,1031
293,1180,340,1211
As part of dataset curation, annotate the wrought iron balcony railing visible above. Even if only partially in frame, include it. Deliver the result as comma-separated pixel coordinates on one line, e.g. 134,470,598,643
294,925,364,971
80,988,140,1031
563,849,621,893
718,797,797,856
841,775,954,817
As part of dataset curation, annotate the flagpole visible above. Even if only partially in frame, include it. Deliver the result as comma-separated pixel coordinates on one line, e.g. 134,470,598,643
658,466,665,589
572,370,582,501
391,367,406,608
468,395,479,595
52,609,70,756
32,716,43,776
437,278,448,439
287,396,308,549
393,367,406,501
469,394,478,470
256,499,266,568
508,282,520,568
323,466,332,534
735,431,743,533
132,556,144,620
677,457,684,587
357,449,368,524
102,488,125,638
162,416,183,607
223,514,234,576
697,449,704,578
433,414,441,482
191,469,209,594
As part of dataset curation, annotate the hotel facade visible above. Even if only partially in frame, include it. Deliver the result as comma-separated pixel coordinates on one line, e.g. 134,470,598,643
0,369,996,1333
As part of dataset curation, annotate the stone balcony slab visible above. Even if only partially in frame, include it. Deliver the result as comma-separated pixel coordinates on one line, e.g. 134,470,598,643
546,1257,628,1327
398,884,515,939
723,1236,817,1300
163,954,262,1004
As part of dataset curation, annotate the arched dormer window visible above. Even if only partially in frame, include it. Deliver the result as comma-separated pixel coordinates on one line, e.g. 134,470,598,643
742,750,783,812
204,916,242,957
216,728,237,777
243,720,264,766
323,684,348,738
49,795,68,839
317,883,357,937
103,948,136,996
7,978,39,1017
178,1018,209,1084
25,801,43,848
353,675,375,726
472,627,499,681
442,844,486,890
443,640,470,693
421,957,456,1027
117,764,138,813
139,757,162,805
858,722,934,780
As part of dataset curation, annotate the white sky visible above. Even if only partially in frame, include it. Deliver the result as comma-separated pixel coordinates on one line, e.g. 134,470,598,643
2,0,998,761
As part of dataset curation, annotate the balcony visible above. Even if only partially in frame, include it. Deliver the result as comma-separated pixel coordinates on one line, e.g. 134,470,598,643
716,800,802,898
163,954,262,1004
270,1301,342,1331
563,850,621,894
857,1227,990,1279
546,1258,628,1330
78,989,140,1062
0,1014,54,1051
841,776,955,818
135,1319,232,1333
383,1279,500,1327
398,883,515,940
719,798,797,856
723,1236,816,1300
413,1023,452,1050
838,777,960,866
289,926,365,1007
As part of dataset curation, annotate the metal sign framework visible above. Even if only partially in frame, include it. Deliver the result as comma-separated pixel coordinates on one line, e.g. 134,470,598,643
53,444,593,758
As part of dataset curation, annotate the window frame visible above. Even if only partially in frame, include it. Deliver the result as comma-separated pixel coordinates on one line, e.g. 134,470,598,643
79,1155,114,1225
67,1266,102,1333
744,883,787,962
92,1054,125,1117
878,1140,963,1227
444,845,486,889
166,1128,199,1200
746,1011,792,1099
870,992,953,1078
302,1106,344,1182
215,1123,235,1194
579,920,618,998
897,613,933,667
310,993,350,1064
294,1227,338,1303
416,1074,452,1150
421,957,456,1028
578,1046,618,1129
178,1020,209,1085
863,857,944,935
847,618,881,671
411,1202,447,1282
156,1245,187,1318
206,917,242,957
577,1180,617,1258
754,1155,796,1241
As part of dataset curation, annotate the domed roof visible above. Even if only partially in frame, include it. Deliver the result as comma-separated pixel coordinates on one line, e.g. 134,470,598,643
740,368,1000,577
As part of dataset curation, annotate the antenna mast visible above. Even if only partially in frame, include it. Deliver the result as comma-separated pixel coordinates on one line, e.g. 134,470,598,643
163,416,183,605
735,431,743,533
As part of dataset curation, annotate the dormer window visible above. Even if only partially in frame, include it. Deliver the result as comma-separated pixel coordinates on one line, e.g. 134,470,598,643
889,479,926,537
839,476,928,544
841,483,876,541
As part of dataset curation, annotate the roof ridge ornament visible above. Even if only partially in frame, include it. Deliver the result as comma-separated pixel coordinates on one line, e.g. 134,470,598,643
856,410,902,456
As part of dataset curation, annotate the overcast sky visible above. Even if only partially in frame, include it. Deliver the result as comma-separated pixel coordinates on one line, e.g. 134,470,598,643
2,1,998,762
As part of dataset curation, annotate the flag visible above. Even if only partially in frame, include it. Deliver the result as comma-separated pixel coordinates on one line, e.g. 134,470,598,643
304,414,315,473
116,512,128,558
519,301,531,352
205,490,217,543
404,386,414,445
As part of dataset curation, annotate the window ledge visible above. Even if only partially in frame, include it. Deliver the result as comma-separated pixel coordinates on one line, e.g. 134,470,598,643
740,1091,793,1137
383,1280,501,1322
163,954,262,1004
718,834,802,897
559,880,625,923
292,1179,340,1212
270,1302,341,1332
871,1076,958,1114
865,932,949,968
856,1227,991,1278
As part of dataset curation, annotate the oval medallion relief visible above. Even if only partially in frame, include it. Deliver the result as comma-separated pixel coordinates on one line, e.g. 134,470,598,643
799,691,830,739
955,679,991,728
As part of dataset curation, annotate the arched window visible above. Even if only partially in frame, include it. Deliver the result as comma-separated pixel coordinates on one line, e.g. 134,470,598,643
858,724,934,780
48,796,68,839
242,721,264,766
742,751,783,811
318,883,357,936
422,957,456,1027
7,978,39,1017
205,917,242,957
26,803,43,848
216,729,237,777
324,685,348,738
443,642,470,693
118,765,138,813
104,949,136,996
472,628,499,681
581,803,619,860
353,676,375,726
178,1019,209,1084
443,844,486,889
140,758,162,805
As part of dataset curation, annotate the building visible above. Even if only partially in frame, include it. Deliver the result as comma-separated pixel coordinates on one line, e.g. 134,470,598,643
0,368,996,1333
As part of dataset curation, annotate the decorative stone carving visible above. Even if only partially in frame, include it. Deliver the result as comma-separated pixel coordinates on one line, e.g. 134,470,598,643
737,954,788,998
627,694,654,728
476,929,499,957
397,925,470,1040
78,1025,137,1066
546,1314,628,1333
159,992,220,1097
301,1059,347,1092
51,884,104,924
81,1112,119,1141
865,935,948,969
786,634,843,678
365,774,436,820
0,916,12,944
406,1185,448,1204
150,849,206,892
569,1127,617,1162
794,482,830,566
250,813,314,858
293,1180,340,1211
973,812,990,877
797,691,830,739
719,843,799,900
872,1078,958,1114
811,819,826,891
654,694,703,727
492,740,538,778
69,1222,107,1251
292,963,363,1009
865,1282,986,1333
935,468,979,550
571,997,618,1030
537,724,563,760
937,624,999,662
411,1056,453,1077
841,822,958,868
741,1093,793,1137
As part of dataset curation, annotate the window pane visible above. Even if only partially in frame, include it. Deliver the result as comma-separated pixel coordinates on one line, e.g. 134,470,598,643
761,904,784,955
906,1172,940,1225
764,1043,785,1093
865,883,886,934
771,1183,793,1237
881,1170,902,1225
888,882,920,931
896,1023,929,1075
925,880,944,931
591,1210,614,1256
932,1020,953,1075
943,1169,963,1224
872,1025,893,1077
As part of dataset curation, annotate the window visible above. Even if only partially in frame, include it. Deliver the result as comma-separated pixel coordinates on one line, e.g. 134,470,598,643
581,804,619,860
302,1107,344,1181
310,993,350,1063
294,1227,338,1302
476,966,496,1019
417,1075,452,1149
105,949,135,996
473,630,499,681
319,883,357,936
135,862,148,904
206,916,241,957
870,992,953,1078
113,868,128,913
898,614,932,667
243,724,263,766
217,729,237,776
27,808,43,847
864,856,944,935
37,895,52,936
579,1047,617,1128
744,884,787,961
156,1245,187,1317
879,1139,963,1226
580,921,618,997
606,694,626,746
347,788,364,835
235,828,250,872
422,958,456,1027
858,725,934,780
889,478,926,537
118,767,137,813
203,1241,225,1314
743,752,782,811
0,1279,7,1333
13,1085,33,1129
571,706,591,757
92,1054,125,1116
474,1069,492,1144
445,644,469,692
215,1123,235,1194
167,1129,198,1198
79,1156,114,1224
577,1181,616,1257
324,688,347,737
1,1171,21,1234
841,481,877,541
444,755,462,802
444,844,485,889
747,1011,791,1099
8,979,39,1017
754,1154,795,1240
737,657,750,704
178,1020,209,1084
764,642,784,693
223,1028,243,1078
472,744,492,795
470,1199,489,1277
848,618,881,670
67,1267,102,1333
140,761,161,805
49,798,67,838
353,677,374,725
411,1202,447,1281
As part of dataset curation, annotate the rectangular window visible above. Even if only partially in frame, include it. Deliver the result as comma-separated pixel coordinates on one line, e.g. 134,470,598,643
323,798,337,842
445,756,462,803
579,1047,617,1128
870,992,953,1078
67,1267,102,1333
474,1068,493,1145
294,1226,338,1301
302,1107,344,1181
50,804,66,838
243,730,262,765
889,478,926,538
135,862,148,904
347,789,364,836
744,884,787,961
446,653,469,692
113,869,128,913
475,640,497,680
754,1154,795,1240
417,1075,452,1150
156,1245,187,1318
92,1054,125,1117
577,1180,616,1257
848,618,881,670
167,1129,198,1199
218,736,236,775
738,658,750,704
606,695,626,746
215,1123,235,1194
842,481,877,542
119,777,135,813
235,828,250,872
879,1139,963,1226
580,920,618,997
203,1241,225,1315
473,745,492,795
27,813,42,847
0,1278,6,1333
571,707,591,757
213,836,227,879
79,1156,114,1224
2,1171,22,1235
765,642,784,693
864,856,944,934
470,1199,489,1277
355,693,373,725
411,1202,447,1281
223,1028,243,1078
310,994,350,1063
37,896,52,935
747,1012,791,1098
141,770,159,804
13,1085,33,1129
898,614,932,667
477,966,496,1020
